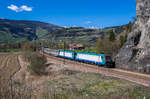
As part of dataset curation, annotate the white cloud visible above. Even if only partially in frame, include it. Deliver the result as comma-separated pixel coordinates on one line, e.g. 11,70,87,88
7,4,33,12
8,4,20,12
85,21,92,24
21,5,32,11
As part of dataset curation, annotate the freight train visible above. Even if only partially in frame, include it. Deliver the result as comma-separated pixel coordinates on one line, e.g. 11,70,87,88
43,48,115,68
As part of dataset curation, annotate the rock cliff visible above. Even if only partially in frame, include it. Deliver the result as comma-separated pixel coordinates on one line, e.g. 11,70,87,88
116,0,150,73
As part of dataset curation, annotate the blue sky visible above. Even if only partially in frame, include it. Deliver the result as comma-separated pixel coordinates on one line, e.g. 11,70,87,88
0,0,136,28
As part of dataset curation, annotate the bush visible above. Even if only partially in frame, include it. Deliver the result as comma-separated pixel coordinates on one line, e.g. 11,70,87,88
109,30,116,42
22,42,39,52
23,52,48,75
96,37,120,56
120,33,128,47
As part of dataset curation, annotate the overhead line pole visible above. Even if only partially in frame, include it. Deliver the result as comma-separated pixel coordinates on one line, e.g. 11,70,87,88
64,41,66,64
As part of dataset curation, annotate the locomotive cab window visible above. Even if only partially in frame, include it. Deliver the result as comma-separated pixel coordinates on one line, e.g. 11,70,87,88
101,56,104,60
105,56,112,62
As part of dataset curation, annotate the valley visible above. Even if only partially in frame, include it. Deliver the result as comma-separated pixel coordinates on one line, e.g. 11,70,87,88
0,0,150,98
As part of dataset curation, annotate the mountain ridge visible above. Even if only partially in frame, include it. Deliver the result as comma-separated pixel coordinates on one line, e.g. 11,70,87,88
0,18,63,43
0,18,131,45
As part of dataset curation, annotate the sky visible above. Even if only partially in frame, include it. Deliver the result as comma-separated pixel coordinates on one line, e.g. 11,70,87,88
0,0,136,28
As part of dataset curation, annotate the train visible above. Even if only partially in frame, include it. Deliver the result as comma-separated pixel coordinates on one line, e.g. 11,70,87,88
43,48,115,68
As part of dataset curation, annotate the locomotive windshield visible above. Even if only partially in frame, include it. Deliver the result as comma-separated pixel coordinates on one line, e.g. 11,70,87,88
105,56,112,62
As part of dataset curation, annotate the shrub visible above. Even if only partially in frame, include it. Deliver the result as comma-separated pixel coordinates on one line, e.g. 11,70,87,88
120,33,128,47
96,38,103,54
109,30,116,42
96,37,120,56
23,52,48,75
22,42,38,52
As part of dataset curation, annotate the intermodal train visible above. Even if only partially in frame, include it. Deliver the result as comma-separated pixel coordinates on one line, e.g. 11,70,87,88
43,48,115,68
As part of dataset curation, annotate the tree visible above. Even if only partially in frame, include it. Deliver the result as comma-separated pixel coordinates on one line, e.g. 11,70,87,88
125,33,128,42
120,35,125,47
119,33,128,47
109,30,116,42
126,22,134,33
22,42,36,52
59,42,65,49
96,36,120,56
96,38,103,54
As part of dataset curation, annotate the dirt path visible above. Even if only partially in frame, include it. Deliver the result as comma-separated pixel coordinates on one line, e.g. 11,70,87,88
43,53,150,87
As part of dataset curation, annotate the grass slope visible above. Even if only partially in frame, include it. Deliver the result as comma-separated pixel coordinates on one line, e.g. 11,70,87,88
43,72,150,98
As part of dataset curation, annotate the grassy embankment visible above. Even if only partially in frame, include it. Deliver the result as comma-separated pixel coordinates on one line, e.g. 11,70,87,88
43,72,150,99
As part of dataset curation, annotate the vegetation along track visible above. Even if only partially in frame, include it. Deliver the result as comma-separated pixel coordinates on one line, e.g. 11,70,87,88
0,53,21,82
42,52,150,87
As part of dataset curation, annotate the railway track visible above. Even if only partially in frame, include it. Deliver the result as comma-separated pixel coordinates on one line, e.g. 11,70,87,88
42,52,150,87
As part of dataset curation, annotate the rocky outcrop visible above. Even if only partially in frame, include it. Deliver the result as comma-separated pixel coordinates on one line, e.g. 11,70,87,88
116,0,150,73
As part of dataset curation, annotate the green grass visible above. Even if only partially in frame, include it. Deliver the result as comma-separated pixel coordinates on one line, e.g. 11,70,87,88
79,80,133,96
42,72,150,98
36,28,49,39
0,31,14,42
11,69,150,99
0,48,20,52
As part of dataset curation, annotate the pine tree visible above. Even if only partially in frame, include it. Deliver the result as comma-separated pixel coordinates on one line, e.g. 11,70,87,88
120,35,125,47
109,30,116,42
120,33,128,47
125,33,128,42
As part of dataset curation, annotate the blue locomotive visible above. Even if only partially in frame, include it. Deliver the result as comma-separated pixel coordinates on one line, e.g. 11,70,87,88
43,48,115,68
57,50,115,68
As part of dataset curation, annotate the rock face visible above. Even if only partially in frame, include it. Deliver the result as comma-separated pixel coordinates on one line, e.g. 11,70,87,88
116,0,150,73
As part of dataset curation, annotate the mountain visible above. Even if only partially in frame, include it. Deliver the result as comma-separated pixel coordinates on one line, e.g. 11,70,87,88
0,18,131,45
116,0,150,73
0,19,62,43
41,25,129,45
